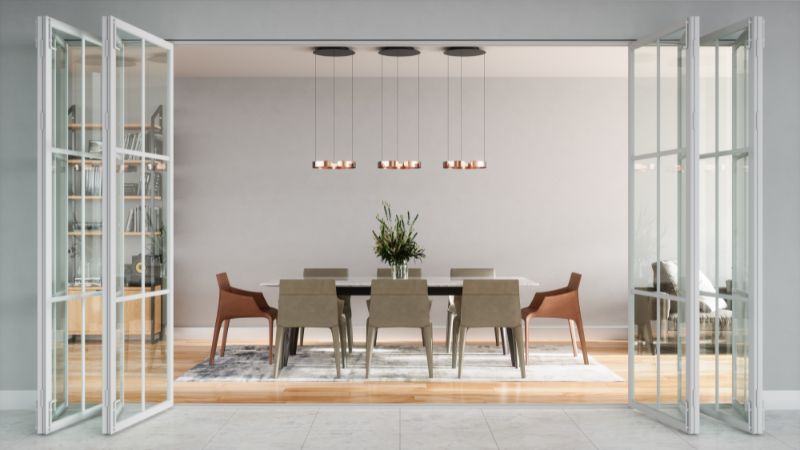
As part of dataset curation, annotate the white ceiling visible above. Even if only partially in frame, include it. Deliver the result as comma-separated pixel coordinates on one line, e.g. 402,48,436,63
174,45,628,78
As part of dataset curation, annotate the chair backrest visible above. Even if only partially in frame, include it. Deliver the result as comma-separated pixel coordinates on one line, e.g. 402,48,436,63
278,279,340,328
216,272,231,291
567,272,582,290
376,268,423,278
368,279,430,328
450,268,495,278
460,279,520,328
303,268,349,279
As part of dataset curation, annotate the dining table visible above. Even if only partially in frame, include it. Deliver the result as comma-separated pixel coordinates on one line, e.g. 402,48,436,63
260,276,540,368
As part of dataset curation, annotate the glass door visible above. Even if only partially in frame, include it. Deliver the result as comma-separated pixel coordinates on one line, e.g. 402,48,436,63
36,16,104,435
102,16,173,435
628,17,700,434
698,17,764,434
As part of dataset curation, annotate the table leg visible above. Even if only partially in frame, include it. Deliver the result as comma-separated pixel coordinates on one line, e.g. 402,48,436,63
506,328,517,368
289,328,299,355
280,328,291,368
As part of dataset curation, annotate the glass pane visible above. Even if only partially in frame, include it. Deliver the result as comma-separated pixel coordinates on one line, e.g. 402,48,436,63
85,41,103,155
634,294,661,404
145,159,166,291
633,157,657,288
634,44,658,155
732,153,750,294
116,299,143,422
51,300,70,420
118,155,145,294
52,153,72,297
145,43,168,155
699,157,717,287
659,153,682,293
117,32,144,151
699,46,717,157
145,293,167,408
718,155,733,288
718,46,733,152
658,299,687,420
51,30,82,151
85,295,103,407
659,43,680,152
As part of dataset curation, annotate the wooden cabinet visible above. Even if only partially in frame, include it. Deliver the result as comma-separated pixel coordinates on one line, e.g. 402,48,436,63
67,286,163,341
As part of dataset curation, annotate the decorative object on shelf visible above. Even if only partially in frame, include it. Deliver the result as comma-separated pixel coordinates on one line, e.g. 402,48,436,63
377,47,422,170
372,202,425,279
443,46,487,170
312,47,356,170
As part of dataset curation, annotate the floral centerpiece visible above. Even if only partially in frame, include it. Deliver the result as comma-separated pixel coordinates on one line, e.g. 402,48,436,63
372,202,425,279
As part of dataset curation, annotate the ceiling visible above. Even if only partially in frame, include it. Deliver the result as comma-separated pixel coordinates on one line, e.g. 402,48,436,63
174,44,628,78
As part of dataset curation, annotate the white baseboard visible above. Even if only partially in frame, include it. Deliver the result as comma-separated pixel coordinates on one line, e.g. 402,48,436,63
175,325,627,341
764,390,800,410
0,390,35,410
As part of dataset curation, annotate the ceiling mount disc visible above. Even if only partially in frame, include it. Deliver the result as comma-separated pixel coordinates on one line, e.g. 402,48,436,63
313,47,355,57
378,47,421,57
443,47,486,57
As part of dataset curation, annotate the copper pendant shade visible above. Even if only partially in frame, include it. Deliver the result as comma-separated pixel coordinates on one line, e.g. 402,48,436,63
312,47,356,170
377,47,422,170
443,46,487,170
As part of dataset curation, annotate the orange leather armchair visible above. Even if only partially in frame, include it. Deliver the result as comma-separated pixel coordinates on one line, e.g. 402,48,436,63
210,272,278,366
521,272,588,365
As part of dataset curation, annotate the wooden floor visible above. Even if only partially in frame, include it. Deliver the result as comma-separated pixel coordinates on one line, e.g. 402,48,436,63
64,338,736,405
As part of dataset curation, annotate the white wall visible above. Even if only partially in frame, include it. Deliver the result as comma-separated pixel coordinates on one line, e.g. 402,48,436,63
173,75,628,336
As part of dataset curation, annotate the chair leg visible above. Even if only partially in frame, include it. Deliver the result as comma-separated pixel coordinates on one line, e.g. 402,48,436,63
331,327,342,378
220,319,230,357
365,326,376,378
568,320,578,357
513,326,526,379
298,327,304,347
273,325,285,378
500,327,507,355
457,326,467,379
345,298,354,354
575,317,589,365
523,317,530,365
451,316,461,369
268,318,274,365
445,310,453,353
422,325,434,378
338,315,348,369
209,316,223,366
494,327,501,346
373,328,378,347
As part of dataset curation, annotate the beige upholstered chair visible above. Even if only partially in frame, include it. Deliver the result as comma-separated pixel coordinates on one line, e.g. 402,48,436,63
302,268,353,353
376,268,423,278
452,280,526,379
447,268,504,353
273,279,347,379
365,279,434,378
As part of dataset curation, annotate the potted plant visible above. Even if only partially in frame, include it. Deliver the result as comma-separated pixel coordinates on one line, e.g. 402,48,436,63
372,202,426,279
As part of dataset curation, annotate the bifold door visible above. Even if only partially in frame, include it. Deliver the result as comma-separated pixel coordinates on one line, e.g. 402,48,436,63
36,16,105,435
102,15,174,435
698,17,764,434
37,15,173,436
628,17,701,434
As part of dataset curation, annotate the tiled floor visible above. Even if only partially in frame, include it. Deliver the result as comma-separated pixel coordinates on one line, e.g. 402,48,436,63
2,406,798,449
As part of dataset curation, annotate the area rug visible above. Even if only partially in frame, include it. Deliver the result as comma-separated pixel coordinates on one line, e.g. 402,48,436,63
177,344,623,382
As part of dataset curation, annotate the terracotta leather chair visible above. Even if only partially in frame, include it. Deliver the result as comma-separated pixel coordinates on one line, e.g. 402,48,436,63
521,272,588,365
302,268,353,353
452,279,526,379
273,279,347,378
447,268,504,353
210,272,278,366
376,268,422,278
365,279,434,378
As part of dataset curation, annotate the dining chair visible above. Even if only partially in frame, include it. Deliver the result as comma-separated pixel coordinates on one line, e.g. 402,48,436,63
447,268,504,353
273,279,347,378
302,268,353,353
210,272,278,366
376,268,423,278
521,272,588,365
365,279,434,378
452,279,526,379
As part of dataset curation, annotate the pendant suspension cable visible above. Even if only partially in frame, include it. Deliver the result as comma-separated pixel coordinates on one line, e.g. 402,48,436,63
460,55,463,161
351,53,354,161
381,54,384,161
396,55,399,160
333,53,336,161
447,55,450,161
483,52,486,162
314,53,317,161
417,53,421,162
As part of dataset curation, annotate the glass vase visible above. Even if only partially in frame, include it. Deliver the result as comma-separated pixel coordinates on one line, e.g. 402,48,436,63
392,262,409,279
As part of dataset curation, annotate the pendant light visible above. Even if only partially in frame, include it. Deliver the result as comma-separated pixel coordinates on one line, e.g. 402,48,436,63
312,47,356,170
377,47,422,170
443,47,487,170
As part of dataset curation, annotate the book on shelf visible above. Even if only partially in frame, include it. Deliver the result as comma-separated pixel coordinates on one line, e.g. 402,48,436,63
125,205,163,232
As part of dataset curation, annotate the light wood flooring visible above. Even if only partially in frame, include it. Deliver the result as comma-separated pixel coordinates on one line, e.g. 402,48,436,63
63,339,736,405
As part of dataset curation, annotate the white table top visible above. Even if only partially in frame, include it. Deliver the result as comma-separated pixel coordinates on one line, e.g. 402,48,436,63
260,276,539,288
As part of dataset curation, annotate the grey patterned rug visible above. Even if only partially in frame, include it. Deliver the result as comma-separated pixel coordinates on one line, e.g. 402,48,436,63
177,344,623,382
